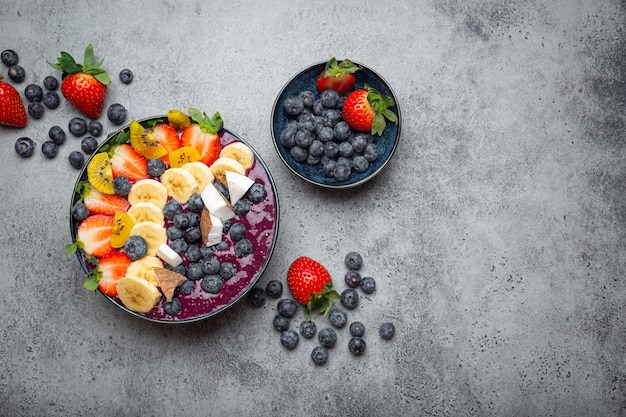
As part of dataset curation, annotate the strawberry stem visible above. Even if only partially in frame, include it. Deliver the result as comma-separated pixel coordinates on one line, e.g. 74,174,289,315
188,107,223,133
322,57,361,79
48,44,110,85
365,84,398,136
303,282,341,319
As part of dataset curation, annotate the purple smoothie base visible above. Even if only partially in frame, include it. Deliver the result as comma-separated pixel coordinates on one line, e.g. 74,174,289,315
72,128,279,323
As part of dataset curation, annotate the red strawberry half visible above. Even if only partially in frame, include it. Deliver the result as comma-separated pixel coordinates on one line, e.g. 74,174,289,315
152,123,181,165
71,214,114,258
109,144,149,182
80,182,130,215
342,84,398,136
316,57,361,95
48,44,110,119
0,75,27,128
90,251,132,296
286,256,340,317
181,108,223,166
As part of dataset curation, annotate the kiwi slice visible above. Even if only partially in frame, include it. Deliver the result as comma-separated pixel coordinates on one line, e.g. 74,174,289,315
129,120,167,159
168,146,201,168
87,152,115,194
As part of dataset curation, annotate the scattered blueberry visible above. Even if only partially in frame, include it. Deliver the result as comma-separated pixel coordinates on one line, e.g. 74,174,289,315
88,120,103,137
344,270,362,288
345,251,363,270
219,261,236,280
247,287,266,307
68,117,88,136
1,49,18,67
340,288,359,309
299,90,316,107
187,194,204,212
167,264,186,276
41,140,58,158
349,321,365,337
24,84,43,102
201,257,221,275
71,203,90,222
273,315,290,332
163,298,182,316
233,198,252,217
173,213,190,229
247,183,266,203
163,200,182,220
379,322,395,340
265,280,283,298
200,246,214,260
283,95,304,116
113,176,131,195
299,320,317,338
229,222,246,241
48,126,66,145
185,245,203,263
185,263,204,281
360,277,376,294
234,238,253,258
81,136,98,154
184,227,202,244
178,280,195,295
68,151,84,169
166,226,185,241
119,68,134,84
311,346,329,365
27,102,44,119
107,103,127,125
318,327,337,348
14,137,35,157
43,75,59,91
170,238,188,255
7,65,25,83
280,329,299,349
277,299,298,318
200,274,223,294
328,308,348,328
124,235,148,260
348,337,366,356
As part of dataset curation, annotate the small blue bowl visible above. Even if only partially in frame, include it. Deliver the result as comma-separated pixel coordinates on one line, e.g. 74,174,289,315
271,61,401,189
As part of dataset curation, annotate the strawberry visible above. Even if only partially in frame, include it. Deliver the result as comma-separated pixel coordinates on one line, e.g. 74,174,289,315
0,75,27,128
181,108,223,166
86,251,132,296
67,214,114,258
286,256,341,318
152,123,181,165
109,144,149,182
342,84,398,136
316,57,361,95
48,44,110,119
77,182,130,216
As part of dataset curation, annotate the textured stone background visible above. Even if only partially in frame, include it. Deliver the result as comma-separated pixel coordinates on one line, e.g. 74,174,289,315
0,1,624,416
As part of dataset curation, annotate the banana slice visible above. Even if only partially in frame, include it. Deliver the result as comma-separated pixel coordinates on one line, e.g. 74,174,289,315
225,170,255,205
209,157,246,185
117,276,162,313
128,179,168,209
220,142,255,169
160,167,199,204
127,201,165,225
130,221,167,256
201,181,235,221
125,255,163,286
181,161,214,193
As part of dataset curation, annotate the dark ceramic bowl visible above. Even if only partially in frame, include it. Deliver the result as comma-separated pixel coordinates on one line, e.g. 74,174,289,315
69,116,279,323
271,61,401,188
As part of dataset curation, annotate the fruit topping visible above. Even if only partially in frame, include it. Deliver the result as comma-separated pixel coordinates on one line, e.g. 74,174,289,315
80,182,131,217
69,214,114,258
160,167,198,204
167,109,190,131
219,142,255,169
129,120,168,159
118,69,134,84
109,143,150,182
127,178,168,209
181,108,223,166
286,256,341,318
116,276,161,313
342,84,397,136
111,211,135,248
316,57,361,95
87,152,115,194
129,221,167,257
86,251,132,297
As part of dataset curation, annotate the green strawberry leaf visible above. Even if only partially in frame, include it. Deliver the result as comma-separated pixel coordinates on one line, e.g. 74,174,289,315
83,267,100,291
371,114,387,136
383,109,398,123
65,240,84,257
83,44,95,67
188,108,223,133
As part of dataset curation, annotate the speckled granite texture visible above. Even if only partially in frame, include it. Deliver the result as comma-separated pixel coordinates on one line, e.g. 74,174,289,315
0,1,624,416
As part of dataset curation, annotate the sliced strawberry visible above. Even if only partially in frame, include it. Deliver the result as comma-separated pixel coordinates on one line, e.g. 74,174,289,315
180,108,223,166
151,123,180,165
96,251,132,296
109,144,149,182
75,214,114,258
82,183,130,216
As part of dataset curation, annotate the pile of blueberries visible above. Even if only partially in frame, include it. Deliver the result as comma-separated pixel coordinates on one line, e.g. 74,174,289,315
247,251,395,365
278,89,380,182
3,48,132,167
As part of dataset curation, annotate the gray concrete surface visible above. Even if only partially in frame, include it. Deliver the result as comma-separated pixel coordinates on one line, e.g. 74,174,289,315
1,1,624,416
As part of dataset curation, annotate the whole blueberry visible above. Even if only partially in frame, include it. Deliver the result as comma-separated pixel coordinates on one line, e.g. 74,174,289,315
311,346,329,365
294,129,314,149
178,279,195,295
187,194,204,212
363,143,379,162
318,126,334,143
320,89,340,108
340,288,359,309
352,155,369,173
185,245,203,263
280,329,299,350
81,136,99,154
170,238,188,255
43,75,59,91
68,151,85,169
184,227,202,244
289,146,308,163
167,264,186,276
172,213,189,229
124,235,148,260
345,251,363,270
298,90,316,108
351,134,369,153
14,137,35,157
41,141,58,159
113,176,131,195
201,274,223,294
297,112,316,132
348,337,367,356
28,102,44,119
185,263,204,281
233,198,252,217
166,226,185,241
107,103,127,125
24,84,43,102
234,238,253,258
246,183,266,203
379,322,395,340
308,140,324,158
318,327,337,348
277,298,298,318
71,203,90,222
7,65,25,83
344,270,362,288
201,257,221,275
265,280,283,298
321,108,342,127
299,320,317,338
1,49,18,67
119,68,134,84
68,117,88,136
360,277,376,294
88,120,103,137
163,200,182,220
338,141,354,158
323,141,339,159
48,126,66,145
229,222,246,241
283,95,304,116
219,261,236,280
42,92,60,109
279,126,296,148
312,98,325,116
247,287,266,307
163,298,182,316
328,308,348,328
334,121,351,141
200,246,214,260
273,315,289,332
333,162,351,182
349,321,366,337
322,160,337,178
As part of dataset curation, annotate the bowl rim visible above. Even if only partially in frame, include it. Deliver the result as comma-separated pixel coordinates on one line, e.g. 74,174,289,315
270,60,402,189
69,115,281,324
